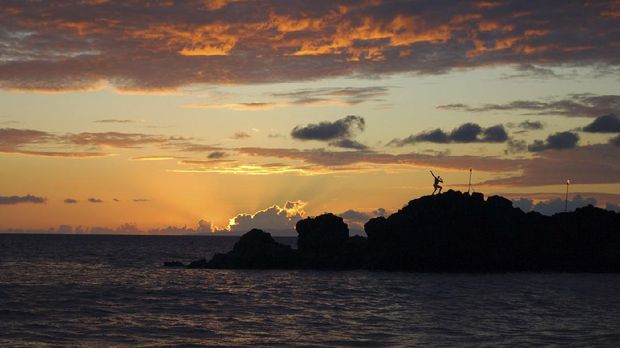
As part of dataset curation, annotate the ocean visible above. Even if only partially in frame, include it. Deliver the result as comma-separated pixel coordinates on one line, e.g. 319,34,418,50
1,234,620,347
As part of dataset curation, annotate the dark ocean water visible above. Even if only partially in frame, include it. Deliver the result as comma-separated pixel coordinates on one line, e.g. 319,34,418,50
1,234,620,347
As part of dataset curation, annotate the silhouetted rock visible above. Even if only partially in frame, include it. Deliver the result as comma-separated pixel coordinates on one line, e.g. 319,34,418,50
365,190,620,271
163,261,185,268
187,190,620,272
190,229,297,269
296,213,349,268
187,258,208,269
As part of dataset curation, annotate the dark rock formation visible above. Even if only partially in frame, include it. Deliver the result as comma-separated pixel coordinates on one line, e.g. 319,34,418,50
163,261,185,268
365,190,620,271
186,190,620,272
296,213,351,268
191,229,297,269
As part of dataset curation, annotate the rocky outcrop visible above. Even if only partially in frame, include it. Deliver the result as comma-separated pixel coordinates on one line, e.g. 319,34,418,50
185,190,620,272
296,213,353,268
191,229,297,269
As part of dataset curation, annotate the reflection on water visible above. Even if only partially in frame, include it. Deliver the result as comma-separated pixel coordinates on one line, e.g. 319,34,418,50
1,234,620,346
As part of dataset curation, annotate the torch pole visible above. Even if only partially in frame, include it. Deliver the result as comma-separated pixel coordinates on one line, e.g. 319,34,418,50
564,179,570,212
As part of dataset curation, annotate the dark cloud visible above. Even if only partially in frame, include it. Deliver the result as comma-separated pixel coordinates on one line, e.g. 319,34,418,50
512,195,598,216
208,151,227,159
518,120,545,130
0,194,46,205
390,123,508,146
291,115,365,141
64,198,78,204
88,197,103,203
504,139,527,154
438,94,620,118
528,131,579,152
133,198,149,202
1,1,618,91
501,64,563,80
329,139,368,150
481,125,509,142
582,113,620,133
611,135,620,146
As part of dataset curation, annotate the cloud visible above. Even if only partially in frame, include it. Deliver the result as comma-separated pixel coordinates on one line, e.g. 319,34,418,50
88,197,103,203
582,113,620,133
512,195,597,215
237,142,620,186
208,151,227,159
611,135,620,146
227,201,306,232
517,120,544,130
328,139,368,150
606,203,620,213
94,119,135,124
483,144,620,186
230,132,251,140
272,86,390,106
1,128,191,157
0,194,46,205
184,87,390,111
291,115,365,141
527,131,579,152
2,1,618,91
339,208,386,231
238,147,524,173
504,139,527,154
389,123,508,146
500,64,563,80
130,156,180,161
438,94,620,118
184,102,287,111
63,131,174,148
64,198,78,204
133,198,149,202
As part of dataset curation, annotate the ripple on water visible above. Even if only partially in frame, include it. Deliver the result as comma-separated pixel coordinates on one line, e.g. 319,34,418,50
2,235,620,346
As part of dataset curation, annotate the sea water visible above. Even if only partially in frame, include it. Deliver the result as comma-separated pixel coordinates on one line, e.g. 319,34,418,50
1,234,620,346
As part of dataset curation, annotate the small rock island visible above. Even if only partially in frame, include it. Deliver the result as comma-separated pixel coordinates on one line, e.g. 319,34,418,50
181,190,620,272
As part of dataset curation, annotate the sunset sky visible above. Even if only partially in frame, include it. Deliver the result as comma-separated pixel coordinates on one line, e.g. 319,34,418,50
1,0,619,233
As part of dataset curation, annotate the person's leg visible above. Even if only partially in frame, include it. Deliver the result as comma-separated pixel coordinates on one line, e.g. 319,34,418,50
438,185,442,194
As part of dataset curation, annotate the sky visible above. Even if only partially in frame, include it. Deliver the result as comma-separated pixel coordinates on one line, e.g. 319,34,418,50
1,0,619,234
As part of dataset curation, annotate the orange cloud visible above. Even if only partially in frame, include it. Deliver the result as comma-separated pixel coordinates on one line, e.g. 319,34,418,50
0,1,617,91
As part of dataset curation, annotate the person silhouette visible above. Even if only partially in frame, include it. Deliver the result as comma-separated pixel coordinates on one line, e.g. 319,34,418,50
430,170,443,195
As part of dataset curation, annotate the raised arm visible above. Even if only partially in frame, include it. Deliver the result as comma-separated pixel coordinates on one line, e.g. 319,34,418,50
430,170,436,178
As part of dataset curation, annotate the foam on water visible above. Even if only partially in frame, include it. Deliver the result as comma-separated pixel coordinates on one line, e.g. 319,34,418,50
1,234,620,346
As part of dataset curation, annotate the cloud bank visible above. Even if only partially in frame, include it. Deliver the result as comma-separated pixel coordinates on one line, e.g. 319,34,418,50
389,123,508,146
0,194,46,205
1,1,618,91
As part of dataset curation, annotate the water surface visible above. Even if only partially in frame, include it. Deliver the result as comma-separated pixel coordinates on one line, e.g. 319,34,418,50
1,234,620,346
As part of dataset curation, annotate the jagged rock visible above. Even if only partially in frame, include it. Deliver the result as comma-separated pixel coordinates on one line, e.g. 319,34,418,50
187,258,208,269
163,261,185,268
183,191,620,272
199,229,297,269
296,213,349,268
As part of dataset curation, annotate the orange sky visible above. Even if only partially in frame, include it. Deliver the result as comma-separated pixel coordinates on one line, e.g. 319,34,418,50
1,0,619,233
